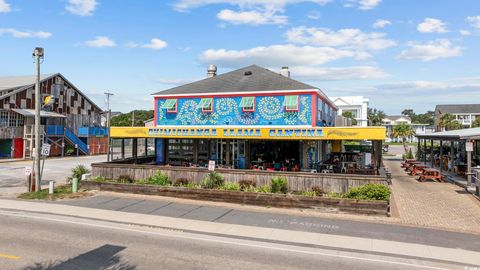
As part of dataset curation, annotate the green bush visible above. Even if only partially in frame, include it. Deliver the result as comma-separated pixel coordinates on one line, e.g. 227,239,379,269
255,185,271,193
147,172,171,186
65,145,75,156
344,184,391,201
118,175,134,183
238,179,256,191
298,191,317,197
311,186,324,196
72,165,89,180
174,178,189,186
201,172,224,189
405,148,414,159
271,176,288,194
93,176,106,182
218,182,241,191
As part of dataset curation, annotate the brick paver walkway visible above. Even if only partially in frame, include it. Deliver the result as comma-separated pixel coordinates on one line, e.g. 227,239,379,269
386,158,480,234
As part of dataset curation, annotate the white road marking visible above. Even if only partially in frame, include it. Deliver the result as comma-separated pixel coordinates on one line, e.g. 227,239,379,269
0,210,458,270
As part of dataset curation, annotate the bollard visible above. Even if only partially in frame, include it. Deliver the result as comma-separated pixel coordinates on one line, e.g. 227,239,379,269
48,180,55,194
72,177,78,193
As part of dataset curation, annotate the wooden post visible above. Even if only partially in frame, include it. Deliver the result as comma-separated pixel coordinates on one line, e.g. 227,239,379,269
121,139,125,160
439,140,443,172
225,139,231,166
450,141,455,172
423,139,427,164
430,139,434,167
467,140,472,187
417,139,421,161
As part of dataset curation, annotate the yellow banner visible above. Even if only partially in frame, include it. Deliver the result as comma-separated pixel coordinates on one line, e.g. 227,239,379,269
110,126,386,140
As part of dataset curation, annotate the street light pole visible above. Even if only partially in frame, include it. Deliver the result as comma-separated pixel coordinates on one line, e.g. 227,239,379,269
33,47,44,192
104,91,114,162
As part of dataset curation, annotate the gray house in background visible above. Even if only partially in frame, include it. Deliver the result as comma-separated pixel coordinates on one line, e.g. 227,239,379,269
435,104,480,131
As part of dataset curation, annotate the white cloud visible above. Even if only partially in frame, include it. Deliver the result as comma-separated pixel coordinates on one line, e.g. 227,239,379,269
66,0,98,16
0,0,11,13
460,30,471,36
307,10,321,20
358,0,381,10
417,18,448,33
199,44,365,68
372,19,391,29
290,65,388,80
173,0,331,12
397,39,461,61
142,38,168,50
0,28,52,38
84,36,116,48
217,9,287,25
285,26,396,51
467,16,480,30
376,77,480,92
345,0,381,10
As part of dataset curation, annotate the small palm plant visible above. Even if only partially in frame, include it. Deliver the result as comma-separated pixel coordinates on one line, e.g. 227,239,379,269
391,123,415,153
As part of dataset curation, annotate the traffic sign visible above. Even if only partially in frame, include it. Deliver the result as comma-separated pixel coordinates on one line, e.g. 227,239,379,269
208,160,215,171
41,143,51,156
25,167,32,176
466,142,473,152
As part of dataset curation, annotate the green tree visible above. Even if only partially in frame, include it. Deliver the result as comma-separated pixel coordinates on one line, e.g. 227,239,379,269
342,111,358,125
439,113,462,131
368,108,386,126
401,109,434,125
391,123,415,152
111,110,154,127
472,117,480,128
401,109,415,119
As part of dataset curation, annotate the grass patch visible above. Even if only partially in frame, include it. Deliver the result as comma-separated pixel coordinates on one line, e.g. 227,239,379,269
17,184,90,201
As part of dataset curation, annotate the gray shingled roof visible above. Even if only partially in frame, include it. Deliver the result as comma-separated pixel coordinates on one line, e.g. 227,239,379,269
435,104,480,114
385,115,411,121
153,65,318,95
0,74,55,91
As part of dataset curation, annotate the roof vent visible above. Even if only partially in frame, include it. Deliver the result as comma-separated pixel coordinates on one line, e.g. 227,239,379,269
280,66,290,78
207,64,217,78
244,71,252,76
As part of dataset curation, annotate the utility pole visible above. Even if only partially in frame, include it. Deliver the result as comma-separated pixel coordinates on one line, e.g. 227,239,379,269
131,111,135,127
104,91,114,162
33,47,44,192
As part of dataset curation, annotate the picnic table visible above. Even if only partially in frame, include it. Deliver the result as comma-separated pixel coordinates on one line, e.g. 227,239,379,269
419,168,445,182
410,164,428,176
405,162,421,172
401,159,417,168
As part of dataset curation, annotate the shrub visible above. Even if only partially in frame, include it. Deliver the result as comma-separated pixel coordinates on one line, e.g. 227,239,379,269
239,179,256,191
201,172,224,189
72,165,89,180
255,185,271,193
185,183,201,189
405,148,414,159
93,176,106,182
218,182,241,191
344,184,391,201
65,145,75,156
271,176,288,194
174,178,189,186
298,191,317,197
118,175,134,183
147,172,171,186
311,186,324,196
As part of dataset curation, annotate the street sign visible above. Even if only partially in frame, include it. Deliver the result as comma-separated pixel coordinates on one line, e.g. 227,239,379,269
25,167,32,176
41,143,51,156
466,142,473,152
208,160,215,171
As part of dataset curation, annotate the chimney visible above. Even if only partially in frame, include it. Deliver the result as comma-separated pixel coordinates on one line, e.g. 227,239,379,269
207,64,217,78
280,66,290,78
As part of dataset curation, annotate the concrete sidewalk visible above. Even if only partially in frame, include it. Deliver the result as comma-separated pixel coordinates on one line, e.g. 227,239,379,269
1,198,479,266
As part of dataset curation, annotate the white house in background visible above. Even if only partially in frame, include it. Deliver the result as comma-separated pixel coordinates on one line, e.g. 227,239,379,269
331,96,369,127
434,104,480,131
382,115,433,143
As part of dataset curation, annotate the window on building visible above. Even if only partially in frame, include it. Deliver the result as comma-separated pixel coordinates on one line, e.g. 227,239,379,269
162,99,178,113
200,98,213,112
240,96,255,112
284,95,299,111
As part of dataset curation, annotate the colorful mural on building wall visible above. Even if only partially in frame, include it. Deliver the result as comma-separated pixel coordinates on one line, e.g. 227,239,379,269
156,95,315,126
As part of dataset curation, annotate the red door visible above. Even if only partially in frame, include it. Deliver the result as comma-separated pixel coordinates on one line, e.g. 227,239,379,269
13,138,24,159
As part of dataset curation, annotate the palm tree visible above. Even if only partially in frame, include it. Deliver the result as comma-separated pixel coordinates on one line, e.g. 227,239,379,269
391,123,416,153
439,113,462,131
472,117,480,128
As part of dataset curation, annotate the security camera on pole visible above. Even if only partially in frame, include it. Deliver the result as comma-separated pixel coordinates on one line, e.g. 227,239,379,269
33,47,44,192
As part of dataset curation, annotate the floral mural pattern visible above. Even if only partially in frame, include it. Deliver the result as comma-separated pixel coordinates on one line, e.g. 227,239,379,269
157,95,312,126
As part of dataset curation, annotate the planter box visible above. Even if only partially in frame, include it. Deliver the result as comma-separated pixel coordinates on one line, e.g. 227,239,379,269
82,181,389,216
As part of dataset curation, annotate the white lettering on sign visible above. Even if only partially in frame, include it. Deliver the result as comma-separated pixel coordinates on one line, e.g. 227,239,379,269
208,160,215,171
466,142,474,152
25,167,32,176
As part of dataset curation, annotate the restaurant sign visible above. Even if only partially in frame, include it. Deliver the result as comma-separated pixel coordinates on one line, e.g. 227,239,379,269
111,126,385,140
146,127,324,140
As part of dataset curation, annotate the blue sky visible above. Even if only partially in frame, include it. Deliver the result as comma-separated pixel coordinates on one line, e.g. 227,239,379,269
1,0,480,114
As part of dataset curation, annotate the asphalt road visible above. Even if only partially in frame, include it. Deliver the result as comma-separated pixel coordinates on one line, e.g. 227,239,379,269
56,194,480,253
0,212,466,270
0,155,106,196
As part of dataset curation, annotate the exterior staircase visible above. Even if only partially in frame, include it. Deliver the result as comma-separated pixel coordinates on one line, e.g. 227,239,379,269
64,127,89,155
